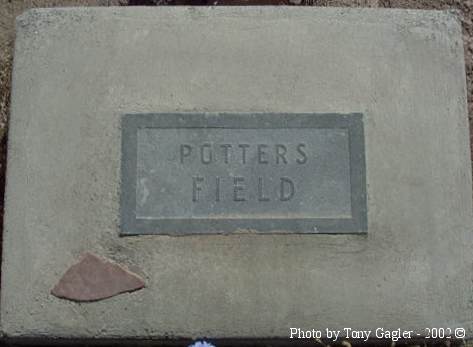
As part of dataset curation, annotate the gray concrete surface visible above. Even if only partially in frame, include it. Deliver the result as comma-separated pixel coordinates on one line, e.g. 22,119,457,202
1,6,472,341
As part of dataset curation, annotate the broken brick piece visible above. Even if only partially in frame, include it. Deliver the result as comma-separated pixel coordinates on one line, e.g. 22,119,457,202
51,252,145,302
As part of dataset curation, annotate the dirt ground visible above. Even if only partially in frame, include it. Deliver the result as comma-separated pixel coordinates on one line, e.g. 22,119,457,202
0,1,472,344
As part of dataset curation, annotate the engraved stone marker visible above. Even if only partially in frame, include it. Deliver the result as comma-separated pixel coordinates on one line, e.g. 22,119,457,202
121,113,367,234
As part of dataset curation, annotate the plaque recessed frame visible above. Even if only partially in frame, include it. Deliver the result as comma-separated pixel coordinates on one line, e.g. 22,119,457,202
120,113,367,235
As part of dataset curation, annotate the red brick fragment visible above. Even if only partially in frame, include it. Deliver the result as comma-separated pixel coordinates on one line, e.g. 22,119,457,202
51,252,145,302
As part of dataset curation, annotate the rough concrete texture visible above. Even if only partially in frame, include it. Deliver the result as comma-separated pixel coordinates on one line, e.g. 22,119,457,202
1,6,472,340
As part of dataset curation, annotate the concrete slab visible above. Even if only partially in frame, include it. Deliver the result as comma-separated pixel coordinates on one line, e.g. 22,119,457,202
1,6,472,343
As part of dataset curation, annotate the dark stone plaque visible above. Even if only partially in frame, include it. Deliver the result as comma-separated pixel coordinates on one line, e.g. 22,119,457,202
120,113,367,235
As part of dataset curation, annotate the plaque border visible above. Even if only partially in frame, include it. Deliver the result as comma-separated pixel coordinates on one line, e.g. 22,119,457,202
120,113,367,235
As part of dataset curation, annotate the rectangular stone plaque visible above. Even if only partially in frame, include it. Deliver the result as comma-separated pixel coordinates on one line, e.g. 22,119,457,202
120,113,366,234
